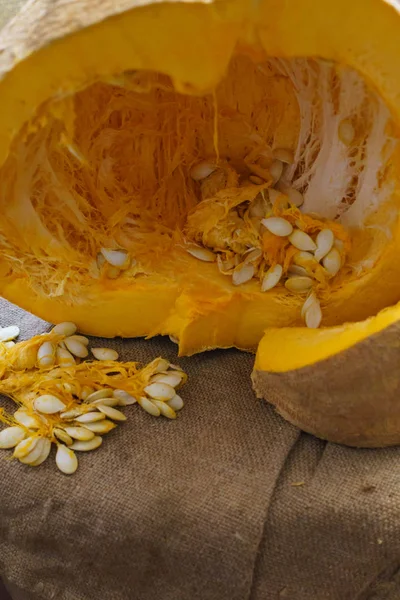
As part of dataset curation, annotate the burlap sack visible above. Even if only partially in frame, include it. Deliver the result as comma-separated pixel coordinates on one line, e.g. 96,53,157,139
1,3,400,599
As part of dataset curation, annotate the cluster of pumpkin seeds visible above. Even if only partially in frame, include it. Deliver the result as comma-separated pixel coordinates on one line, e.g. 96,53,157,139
0,323,186,475
187,150,348,329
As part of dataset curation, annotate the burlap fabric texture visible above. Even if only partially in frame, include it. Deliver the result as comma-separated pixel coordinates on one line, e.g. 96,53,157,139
0,2,400,598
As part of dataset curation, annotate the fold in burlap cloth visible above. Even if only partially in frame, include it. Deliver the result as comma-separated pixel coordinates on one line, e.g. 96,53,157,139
1,3,400,599
0,297,399,600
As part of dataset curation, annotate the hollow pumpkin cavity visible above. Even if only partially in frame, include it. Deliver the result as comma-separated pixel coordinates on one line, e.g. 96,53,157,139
0,52,399,353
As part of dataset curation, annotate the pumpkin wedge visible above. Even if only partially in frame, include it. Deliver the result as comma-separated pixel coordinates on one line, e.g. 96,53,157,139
1,0,400,445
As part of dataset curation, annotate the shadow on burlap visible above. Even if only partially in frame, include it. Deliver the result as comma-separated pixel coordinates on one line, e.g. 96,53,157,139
1,2,400,598
0,298,399,600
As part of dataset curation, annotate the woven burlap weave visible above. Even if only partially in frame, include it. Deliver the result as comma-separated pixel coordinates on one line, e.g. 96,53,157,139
1,2,400,599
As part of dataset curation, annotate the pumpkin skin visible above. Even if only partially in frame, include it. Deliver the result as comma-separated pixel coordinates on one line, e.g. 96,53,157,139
2,0,400,445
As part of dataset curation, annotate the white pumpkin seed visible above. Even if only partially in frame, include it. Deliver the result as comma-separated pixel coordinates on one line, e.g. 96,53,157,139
323,248,342,276
304,296,322,329
153,401,177,419
29,438,51,466
19,437,48,465
269,159,283,183
144,382,176,401
34,394,66,415
52,322,77,336
96,405,127,421
91,397,120,407
53,428,73,446
0,326,20,342
100,248,130,268
301,292,318,318
64,337,88,358
190,160,216,181
85,389,113,403
151,372,183,388
261,264,283,292
232,262,255,286
138,396,161,417
167,394,184,412
288,265,308,277
66,334,89,346
154,358,170,373
37,341,55,368
0,426,26,449
56,346,76,367
64,426,95,441
75,412,106,423
261,217,293,237
91,347,119,361
186,244,216,262
293,251,317,266
84,420,117,434
314,229,334,262
4,341,15,348
244,248,262,264
272,148,294,164
56,444,78,474
112,389,137,406
14,408,40,429
289,230,317,252
268,188,286,206
13,436,39,459
284,186,304,208
70,436,103,452
60,408,83,420
285,276,314,293
338,119,355,146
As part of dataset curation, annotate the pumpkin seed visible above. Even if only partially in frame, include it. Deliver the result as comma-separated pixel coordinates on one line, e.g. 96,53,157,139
91,397,120,407
289,230,317,252
70,436,103,452
91,347,119,361
269,159,284,183
314,229,334,262
186,244,216,262
153,401,177,419
249,194,268,219
151,372,183,388
81,386,94,400
30,438,51,466
96,405,127,421
84,420,117,434
19,437,48,465
249,175,264,185
66,334,89,346
144,382,176,401
167,395,184,412
338,119,355,146
288,265,308,276
293,251,317,266
304,295,322,329
101,248,130,269
138,396,161,417
75,412,106,423
261,217,293,237
37,341,56,368
244,248,262,264
52,322,77,336
0,426,26,449
105,265,121,279
323,248,342,276
4,341,15,348
190,160,216,181
14,408,40,429
232,262,255,286
64,337,88,358
285,276,314,293
60,408,83,420
64,426,95,441
283,186,304,208
154,358,170,373
34,394,66,414
0,326,20,342
56,444,78,474
272,148,294,164
56,346,76,367
13,436,39,459
112,389,137,406
53,428,73,446
261,264,283,292
85,389,113,403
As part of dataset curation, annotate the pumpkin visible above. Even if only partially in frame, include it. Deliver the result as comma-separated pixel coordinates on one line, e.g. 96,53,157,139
1,0,400,447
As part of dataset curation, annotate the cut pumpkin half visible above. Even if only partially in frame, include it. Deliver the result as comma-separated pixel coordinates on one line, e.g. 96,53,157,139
0,0,400,445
